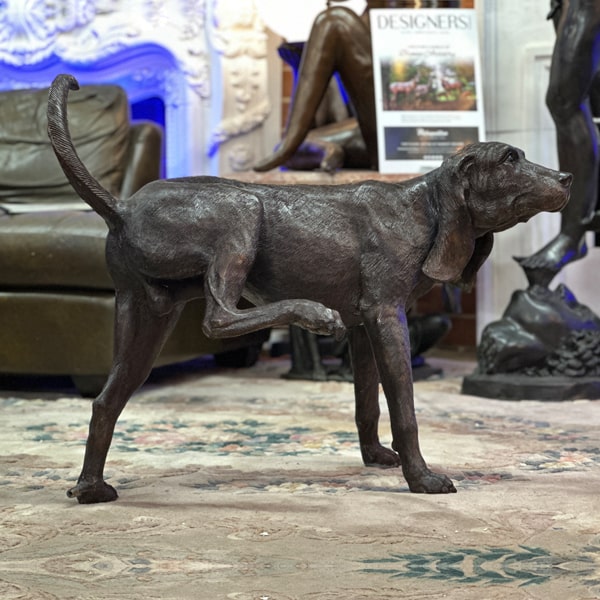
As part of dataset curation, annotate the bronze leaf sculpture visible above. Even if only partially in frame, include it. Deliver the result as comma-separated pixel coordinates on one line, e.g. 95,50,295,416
48,74,571,503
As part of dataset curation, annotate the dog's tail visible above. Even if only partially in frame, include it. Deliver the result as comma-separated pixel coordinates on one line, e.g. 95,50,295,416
47,74,122,230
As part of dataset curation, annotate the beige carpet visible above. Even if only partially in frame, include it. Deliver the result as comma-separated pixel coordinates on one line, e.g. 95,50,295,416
1,355,599,600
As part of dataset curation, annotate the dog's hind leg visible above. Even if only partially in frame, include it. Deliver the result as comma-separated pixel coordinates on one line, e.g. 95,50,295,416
362,306,456,494
348,326,401,468
67,288,184,504
202,240,346,340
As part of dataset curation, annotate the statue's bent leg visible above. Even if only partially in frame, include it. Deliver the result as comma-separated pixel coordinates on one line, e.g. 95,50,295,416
254,7,374,171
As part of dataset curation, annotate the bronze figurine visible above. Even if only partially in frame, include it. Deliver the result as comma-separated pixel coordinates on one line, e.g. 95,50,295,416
48,74,570,502
517,0,600,286
254,3,377,172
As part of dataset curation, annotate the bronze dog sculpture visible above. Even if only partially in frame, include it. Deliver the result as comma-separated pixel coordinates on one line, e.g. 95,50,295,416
47,74,572,503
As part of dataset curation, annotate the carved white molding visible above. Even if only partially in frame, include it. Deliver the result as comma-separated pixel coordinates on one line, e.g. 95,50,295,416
0,0,95,66
0,0,279,176
207,0,271,167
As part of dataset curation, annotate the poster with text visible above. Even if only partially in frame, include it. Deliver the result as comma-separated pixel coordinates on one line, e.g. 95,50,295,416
370,8,485,174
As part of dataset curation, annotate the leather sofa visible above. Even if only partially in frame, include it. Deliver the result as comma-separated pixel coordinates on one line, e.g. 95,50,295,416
0,84,267,395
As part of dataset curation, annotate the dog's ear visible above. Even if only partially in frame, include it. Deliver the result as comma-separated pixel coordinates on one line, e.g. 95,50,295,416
422,149,476,282
422,205,475,282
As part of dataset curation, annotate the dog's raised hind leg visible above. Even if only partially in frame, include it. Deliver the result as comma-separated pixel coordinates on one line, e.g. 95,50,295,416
202,250,346,340
362,306,456,494
67,288,183,504
348,326,401,468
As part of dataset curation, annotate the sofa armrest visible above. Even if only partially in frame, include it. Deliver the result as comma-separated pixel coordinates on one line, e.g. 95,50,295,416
120,121,163,199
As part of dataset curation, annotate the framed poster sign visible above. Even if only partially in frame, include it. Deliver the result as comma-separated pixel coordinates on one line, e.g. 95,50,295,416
370,8,485,173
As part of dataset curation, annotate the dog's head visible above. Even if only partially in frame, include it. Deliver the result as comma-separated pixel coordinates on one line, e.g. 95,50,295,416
423,142,572,285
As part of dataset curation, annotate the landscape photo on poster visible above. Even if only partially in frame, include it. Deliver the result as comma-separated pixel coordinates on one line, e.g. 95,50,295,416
381,44,477,112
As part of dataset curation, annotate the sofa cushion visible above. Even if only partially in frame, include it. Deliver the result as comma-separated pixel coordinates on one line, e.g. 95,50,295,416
0,212,113,290
0,85,129,204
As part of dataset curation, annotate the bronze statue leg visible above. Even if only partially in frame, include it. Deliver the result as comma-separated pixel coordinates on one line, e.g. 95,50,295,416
348,325,401,467
203,263,345,339
201,221,345,339
520,0,600,285
254,6,377,171
67,288,184,503
362,306,456,493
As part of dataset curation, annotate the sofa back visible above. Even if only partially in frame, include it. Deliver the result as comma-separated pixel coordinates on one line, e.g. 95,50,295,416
0,85,129,204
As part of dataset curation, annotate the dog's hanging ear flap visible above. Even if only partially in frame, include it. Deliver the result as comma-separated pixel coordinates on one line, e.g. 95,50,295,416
422,207,475,282
422,150,476,283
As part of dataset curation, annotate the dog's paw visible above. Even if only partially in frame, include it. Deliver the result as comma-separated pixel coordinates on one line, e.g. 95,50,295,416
317,308,346,340
299,305,346,340
405,470,457,494
362,444,401,468
67,479,119,504
328,313,347,341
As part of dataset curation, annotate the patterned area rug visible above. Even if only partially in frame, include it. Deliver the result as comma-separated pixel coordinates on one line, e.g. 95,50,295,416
1,355,599,600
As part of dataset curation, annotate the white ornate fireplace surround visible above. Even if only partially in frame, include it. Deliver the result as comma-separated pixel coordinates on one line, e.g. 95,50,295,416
0,0,281,178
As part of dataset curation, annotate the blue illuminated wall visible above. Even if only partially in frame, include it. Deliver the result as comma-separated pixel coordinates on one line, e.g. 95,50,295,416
130,96,166,178
0,43,187,178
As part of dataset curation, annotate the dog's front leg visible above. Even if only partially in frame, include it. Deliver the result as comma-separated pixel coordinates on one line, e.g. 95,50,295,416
348,326,400,467
363,306,456,493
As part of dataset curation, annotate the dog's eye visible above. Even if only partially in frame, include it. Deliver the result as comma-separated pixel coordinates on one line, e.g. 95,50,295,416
504,150,518,164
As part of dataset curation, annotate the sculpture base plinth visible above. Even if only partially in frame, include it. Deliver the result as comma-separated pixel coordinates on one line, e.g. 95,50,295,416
462,373,600,401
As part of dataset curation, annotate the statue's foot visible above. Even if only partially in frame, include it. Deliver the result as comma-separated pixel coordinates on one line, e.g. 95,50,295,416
514,233,588,287
361,443,401,468
67,479,119,504
404,468,457,494
318,142,344,173
297,305,346,340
